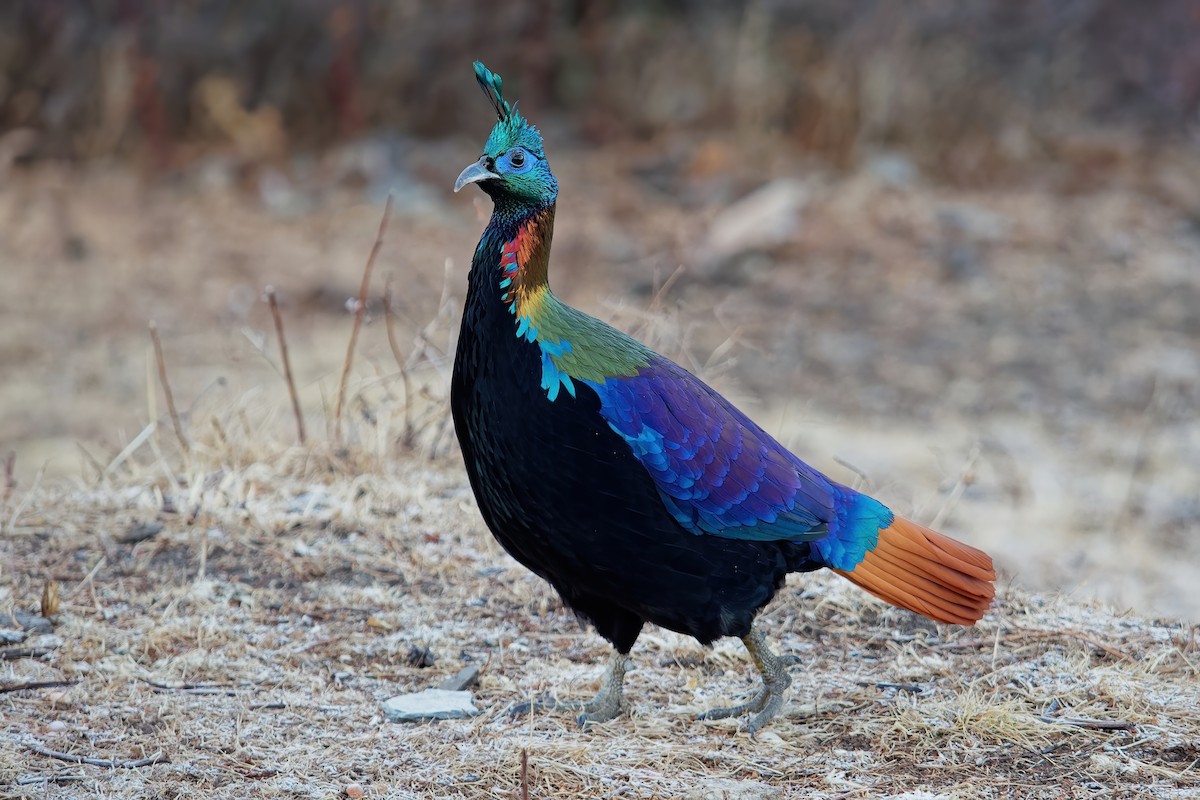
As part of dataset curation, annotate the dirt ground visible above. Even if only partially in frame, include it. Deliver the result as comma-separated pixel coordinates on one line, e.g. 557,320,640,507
2,136,1199,797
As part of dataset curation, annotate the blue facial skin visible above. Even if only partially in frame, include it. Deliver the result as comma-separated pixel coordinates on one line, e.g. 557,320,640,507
499,146,534,175
486,143,557,207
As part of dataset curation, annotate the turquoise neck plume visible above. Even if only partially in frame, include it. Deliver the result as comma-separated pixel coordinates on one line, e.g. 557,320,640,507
469,201,651,403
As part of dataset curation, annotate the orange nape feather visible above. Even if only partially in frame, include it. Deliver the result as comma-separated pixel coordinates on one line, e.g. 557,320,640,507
834,516,996,625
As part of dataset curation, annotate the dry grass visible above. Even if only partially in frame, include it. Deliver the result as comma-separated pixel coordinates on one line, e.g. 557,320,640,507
2,145,1199,797
2,376,1199,799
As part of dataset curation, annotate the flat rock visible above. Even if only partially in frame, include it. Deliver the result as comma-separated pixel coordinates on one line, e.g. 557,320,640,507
696,178,809,275
382,689,479,722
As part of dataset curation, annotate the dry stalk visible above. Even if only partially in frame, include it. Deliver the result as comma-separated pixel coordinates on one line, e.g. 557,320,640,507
335,194,393,443
2,450,14,503
141,678,244,696
15,775,89,786
0,680,75,694
27,742,166,770
1,647,55,660
75,443,105,483
148,321,189,455
833,456,874,492
929,441,981,530
383,278,415,446
266,286,306,444
1039,698,1136,731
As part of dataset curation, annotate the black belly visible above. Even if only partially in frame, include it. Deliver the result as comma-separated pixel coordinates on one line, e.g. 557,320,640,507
451,300,817,648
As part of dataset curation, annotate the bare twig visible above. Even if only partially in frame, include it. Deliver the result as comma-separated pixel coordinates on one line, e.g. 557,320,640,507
2,450,15,503
928,442,981,530
140,678,244,696
0,680,75,694
833,457,874,492
148,321,189,454
335,194,393,442
266,286,306,444
17,774,89,785
28,742,166,769
1040,699,1136,731
0,646,54,661
518,748,530,800
383,278,415,446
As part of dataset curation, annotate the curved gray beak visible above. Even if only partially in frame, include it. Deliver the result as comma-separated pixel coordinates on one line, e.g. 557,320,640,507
454,157,499,192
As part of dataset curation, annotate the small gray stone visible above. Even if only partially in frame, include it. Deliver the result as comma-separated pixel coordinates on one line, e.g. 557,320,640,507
382,689,479,722
12,611,53,633
119,522,163,544
437,665,481,692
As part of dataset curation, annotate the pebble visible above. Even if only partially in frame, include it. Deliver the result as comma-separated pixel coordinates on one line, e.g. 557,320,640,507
13,610,53,633
437,664,481,692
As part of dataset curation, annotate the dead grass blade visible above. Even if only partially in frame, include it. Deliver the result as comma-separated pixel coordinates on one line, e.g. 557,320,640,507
265,286,306,445
334,193,393,443
148,320,189,455
27,742,166,770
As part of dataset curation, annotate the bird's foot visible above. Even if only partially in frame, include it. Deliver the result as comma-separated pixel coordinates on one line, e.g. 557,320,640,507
575,686,625,727
698,625,795,736
508,653,629,727
697,685,771,720
698,669,790,734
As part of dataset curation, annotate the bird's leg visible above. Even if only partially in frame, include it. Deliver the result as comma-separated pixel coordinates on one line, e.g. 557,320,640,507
575,651,629,725
699,624,793,734
509,652,630,726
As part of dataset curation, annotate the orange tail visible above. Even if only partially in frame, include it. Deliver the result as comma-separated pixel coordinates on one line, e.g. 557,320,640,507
834,516,995,625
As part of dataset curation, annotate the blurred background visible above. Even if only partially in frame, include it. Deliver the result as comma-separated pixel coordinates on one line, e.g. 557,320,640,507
1,1,1198,618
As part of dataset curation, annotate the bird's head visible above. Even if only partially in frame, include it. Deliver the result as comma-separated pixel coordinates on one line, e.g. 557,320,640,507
454,62,558,209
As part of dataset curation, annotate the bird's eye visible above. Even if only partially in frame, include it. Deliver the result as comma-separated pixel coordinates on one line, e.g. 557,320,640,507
510,149,526,168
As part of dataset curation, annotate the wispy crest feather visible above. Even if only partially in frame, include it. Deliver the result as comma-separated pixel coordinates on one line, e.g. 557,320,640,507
474,61,523,126
473,61,545,158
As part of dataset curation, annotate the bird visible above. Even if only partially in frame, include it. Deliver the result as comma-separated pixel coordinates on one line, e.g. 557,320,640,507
451,62,996,734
